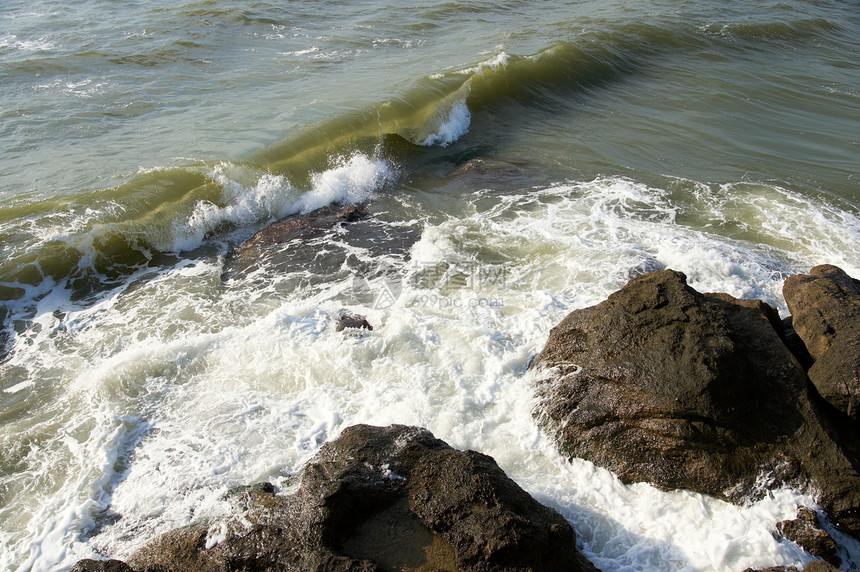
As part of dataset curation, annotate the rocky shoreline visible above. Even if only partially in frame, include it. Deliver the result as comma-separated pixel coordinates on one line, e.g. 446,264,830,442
72,265,859,571
72,425,598,572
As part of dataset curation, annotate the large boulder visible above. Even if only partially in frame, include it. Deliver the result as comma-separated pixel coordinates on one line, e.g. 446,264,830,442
531,269,860,536
783,265,860,421
78,424,598,572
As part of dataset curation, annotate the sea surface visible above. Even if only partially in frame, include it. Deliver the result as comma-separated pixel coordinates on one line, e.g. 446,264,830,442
1,1,859,570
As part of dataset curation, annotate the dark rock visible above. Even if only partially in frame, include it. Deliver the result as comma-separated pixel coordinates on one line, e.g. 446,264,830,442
532,269,860,537
446,158,526,183
240,204,367,252
336,314,373,332
781,316,816,371
0,303,10,362
222,203,421,295
68,559,137,572
743,564,841,572
784,265,860,421
775,507,840,567
127,525,222,572
802,561,843,571
90,424,598,572
225,481,276,497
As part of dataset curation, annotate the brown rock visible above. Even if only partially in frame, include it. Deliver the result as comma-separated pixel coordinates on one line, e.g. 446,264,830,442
337,314,373,332
241,204,366,251
803,562,843,572
84,424,599,572
532,269,860,537
775,507,840,567
783,265,860,421
742,564,842,572
68,561,136,572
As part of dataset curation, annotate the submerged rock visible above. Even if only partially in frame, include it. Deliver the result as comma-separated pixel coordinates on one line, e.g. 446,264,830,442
222,203,422,292
783,264,860,422
532,269,860,537
336,313,373,332
76,424,598,572
240,204,367,252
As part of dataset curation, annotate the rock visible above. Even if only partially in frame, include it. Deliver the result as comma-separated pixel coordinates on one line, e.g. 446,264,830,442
88,424,598,572
446,158,527,184
336,314,373,332
532,269,860,537
532,269,807,498
240,204,367,252
775,507,840,567
783,265,860,421
0,304,10,361
68,561,135,572
222,203,421,292
743,564,842,572
128,525,224,572
802,561,843,571
781,316,816,371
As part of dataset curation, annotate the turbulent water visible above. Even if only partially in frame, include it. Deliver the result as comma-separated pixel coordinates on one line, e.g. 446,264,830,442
1,1,859,570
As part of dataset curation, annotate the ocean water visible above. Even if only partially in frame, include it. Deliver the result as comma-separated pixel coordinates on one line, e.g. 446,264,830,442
1,1,859,570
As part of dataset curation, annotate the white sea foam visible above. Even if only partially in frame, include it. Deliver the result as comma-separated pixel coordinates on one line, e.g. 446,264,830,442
175,154,392,251
3,380,34,394
2,175,859,571
0,33,55,52
296,154,393,213
460,50,510,75
411,50,507,148
419,101,471,147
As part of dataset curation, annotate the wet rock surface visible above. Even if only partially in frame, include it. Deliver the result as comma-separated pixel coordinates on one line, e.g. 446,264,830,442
241,204,367,251
742,562,842,572
783,264,860,422
336,313,373,332
70,560,135,572
532,268,860,537
446,158,530,187
74,424,598,572
0,304,11,363
221,203,421,296
774,507,840,567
